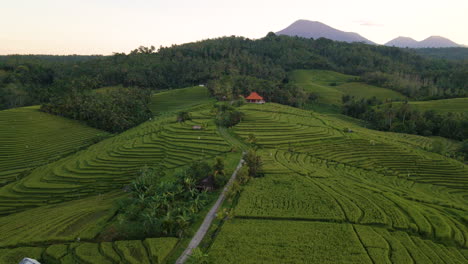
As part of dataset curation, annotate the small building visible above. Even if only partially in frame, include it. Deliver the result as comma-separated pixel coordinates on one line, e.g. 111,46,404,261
192,125,202,130
197,176,215,191
245,92,265,104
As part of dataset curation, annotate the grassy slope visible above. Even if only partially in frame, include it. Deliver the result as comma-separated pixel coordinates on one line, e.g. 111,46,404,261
290,69,406,105
207,103,468,263
149,86,214,114
392,97,468,115
0,106,109,186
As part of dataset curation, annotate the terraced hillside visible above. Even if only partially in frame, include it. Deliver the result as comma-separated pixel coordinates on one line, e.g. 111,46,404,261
149,86,214,114
0,87,241,263
0,109,230,216
208,103,468,263
290,69,406,105
392,97,468,115
0,237,178,264
0,106,109,187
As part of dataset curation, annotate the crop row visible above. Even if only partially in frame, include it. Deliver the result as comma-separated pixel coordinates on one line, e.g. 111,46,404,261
0,110,230,215
236,149,468,248
0,237,178,264
0,106,108,186
208,219,468,263
0,191,122,247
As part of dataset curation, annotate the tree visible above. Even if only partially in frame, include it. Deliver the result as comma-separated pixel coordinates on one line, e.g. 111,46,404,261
244,150,263,177
177,111,191,122
247,133,257,145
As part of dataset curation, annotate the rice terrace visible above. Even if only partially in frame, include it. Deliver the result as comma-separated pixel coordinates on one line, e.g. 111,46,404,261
1,3,468,263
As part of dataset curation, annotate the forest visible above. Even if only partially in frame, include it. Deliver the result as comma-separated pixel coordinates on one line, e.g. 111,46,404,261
1,34,468,111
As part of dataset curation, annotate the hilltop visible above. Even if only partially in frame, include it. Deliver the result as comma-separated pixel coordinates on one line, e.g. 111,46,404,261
386,36,461,48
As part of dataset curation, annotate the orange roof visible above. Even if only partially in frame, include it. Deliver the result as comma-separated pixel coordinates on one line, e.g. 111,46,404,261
245,92,263,100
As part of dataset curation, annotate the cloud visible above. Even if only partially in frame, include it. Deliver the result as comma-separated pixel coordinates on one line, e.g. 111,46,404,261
354,20,383,27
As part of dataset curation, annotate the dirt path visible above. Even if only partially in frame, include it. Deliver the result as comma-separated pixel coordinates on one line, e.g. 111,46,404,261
175,153,245,264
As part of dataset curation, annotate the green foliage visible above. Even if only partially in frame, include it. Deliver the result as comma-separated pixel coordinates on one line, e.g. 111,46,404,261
187,248,209,264
1,36,467,111
208,75,308,107
41,87,152,132
117,164,210,238
213,157,226,187
343,99,468,141
244,150,263,177
215,103,245,127
177,111,192,122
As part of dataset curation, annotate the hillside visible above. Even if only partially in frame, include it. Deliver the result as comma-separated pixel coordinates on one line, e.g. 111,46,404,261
149,86,214,114
0,87,241,263
0,106,109,186
391,98,468,115
276,20,375,44
206,103,468,263
1,86,467,263
386,36,461,48
289,69,406,105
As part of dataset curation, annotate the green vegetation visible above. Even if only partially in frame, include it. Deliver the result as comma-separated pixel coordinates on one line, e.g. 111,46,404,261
0,104,231,217
0,191,121,247
392,97,468,115
290,69,406,105
0,87,244,262
0,106,109,186
41,87,152,132
149,86,214,114
2,35,467,111
206,103,468,263
9,28,468,262
0,239,178,264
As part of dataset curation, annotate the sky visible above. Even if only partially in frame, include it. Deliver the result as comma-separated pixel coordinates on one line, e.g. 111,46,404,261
1,0,467,55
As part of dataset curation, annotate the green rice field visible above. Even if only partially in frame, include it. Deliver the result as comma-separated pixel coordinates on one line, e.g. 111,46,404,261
1,87,467,263
290,69,406,105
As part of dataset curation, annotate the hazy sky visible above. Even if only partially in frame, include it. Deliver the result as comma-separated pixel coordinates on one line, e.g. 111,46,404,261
1,0,467,55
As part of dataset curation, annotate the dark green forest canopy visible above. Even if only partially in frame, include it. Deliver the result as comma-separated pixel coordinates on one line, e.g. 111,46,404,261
1,34,467,110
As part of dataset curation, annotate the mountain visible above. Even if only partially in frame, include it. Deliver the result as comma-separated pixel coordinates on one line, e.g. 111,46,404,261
385,37,419,48
385,36,461,48
276,19,375,45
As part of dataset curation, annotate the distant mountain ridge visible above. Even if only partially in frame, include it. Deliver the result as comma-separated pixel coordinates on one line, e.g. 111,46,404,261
276,20,375,44
385,36,461,48
276,20,463,48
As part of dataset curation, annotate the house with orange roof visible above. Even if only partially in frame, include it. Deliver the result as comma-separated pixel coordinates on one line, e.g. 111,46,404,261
245,92,265,104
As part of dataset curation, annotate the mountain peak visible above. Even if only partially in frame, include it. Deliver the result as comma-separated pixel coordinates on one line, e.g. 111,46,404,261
386,35,460,48
276,20,375,45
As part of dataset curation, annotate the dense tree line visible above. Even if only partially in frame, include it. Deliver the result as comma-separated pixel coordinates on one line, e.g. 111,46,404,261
40,88,152,133
207,75,308,107
1,34,467,110
413,48,468,61
343,98,468,141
